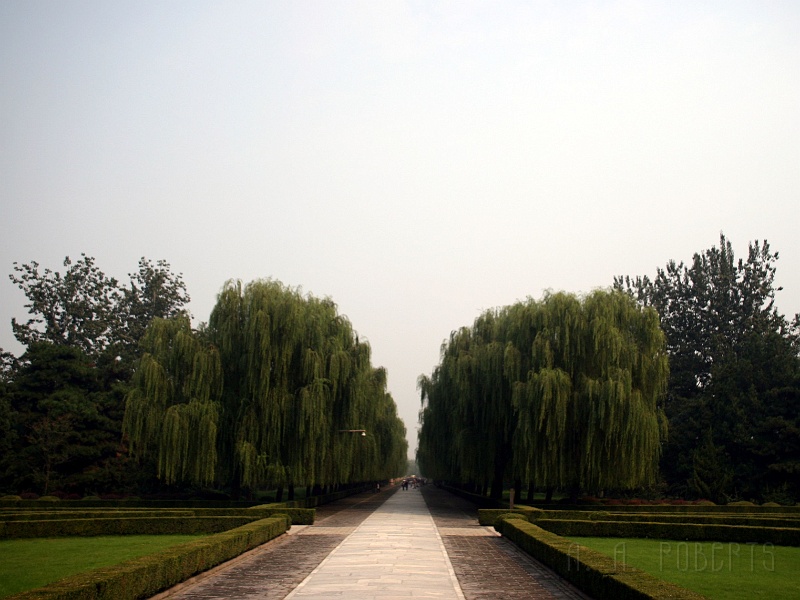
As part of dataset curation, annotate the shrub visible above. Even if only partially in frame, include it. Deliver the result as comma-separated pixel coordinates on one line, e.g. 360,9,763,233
19,493,39,500
492,513,527,531
38,496,60,502
535,518,800,546
728,500,756,506
1,495,21,501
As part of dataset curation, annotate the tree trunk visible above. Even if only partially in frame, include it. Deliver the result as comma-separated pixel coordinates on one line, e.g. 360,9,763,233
526,480,536,503
545,486,554,503
288,483,295,501
275,485,284,503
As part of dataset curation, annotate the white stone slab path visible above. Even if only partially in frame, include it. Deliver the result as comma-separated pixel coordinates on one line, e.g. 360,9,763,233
284,488,466,599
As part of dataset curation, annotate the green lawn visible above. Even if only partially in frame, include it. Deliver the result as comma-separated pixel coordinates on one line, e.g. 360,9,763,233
570,536,800,600
0,535,204,598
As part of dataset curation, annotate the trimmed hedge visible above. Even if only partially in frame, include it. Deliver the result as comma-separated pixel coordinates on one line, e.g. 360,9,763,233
537,518,800,546
0,511,196,522
478,508,539,526
532,511,800,528
479,507,800,531
0,516,265,539
5,514,291,600
532,503,800,513
0,508,314,536
495,515,706,600
0,499,263,509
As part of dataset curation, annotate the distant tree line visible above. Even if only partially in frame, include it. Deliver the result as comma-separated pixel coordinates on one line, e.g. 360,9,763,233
0,257,407,498
417,234,800,504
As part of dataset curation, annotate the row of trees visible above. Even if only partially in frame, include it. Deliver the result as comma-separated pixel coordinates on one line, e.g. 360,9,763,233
0,257,407,497
417,289,669,501
417,234,799,504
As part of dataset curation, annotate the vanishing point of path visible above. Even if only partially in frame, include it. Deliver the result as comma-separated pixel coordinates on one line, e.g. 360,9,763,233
152,485,591,599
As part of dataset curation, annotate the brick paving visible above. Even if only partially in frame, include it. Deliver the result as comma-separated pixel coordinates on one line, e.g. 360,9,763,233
421,486,592,600
151,485,591,599
152,489,397,600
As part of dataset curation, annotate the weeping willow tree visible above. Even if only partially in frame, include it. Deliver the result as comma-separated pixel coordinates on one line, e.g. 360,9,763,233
418,289,668,499
122,315,222,486
124,279,407,494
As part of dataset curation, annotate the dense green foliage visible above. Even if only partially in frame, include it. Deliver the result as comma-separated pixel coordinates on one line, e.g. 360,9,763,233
417,289,668,499
0,256,189,496
124,279,408,495
615,234,800,503
1,344,127,495
8,256,190,369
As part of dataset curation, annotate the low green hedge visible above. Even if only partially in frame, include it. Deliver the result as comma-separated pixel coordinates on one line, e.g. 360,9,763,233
480,506,800,530
6,514,291,600
478,508,539,526
0,516,266,539
534,503,800,513
0,511,196,522
535,511,800,528
537,519,800,546
0,508,314,535
495,515,705,600
0,499,262,509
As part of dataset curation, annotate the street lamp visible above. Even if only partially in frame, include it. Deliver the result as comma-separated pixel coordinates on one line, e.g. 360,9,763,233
338,429,367,437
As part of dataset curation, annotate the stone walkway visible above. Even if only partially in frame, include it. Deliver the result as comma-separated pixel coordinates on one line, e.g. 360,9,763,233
152,485,591,599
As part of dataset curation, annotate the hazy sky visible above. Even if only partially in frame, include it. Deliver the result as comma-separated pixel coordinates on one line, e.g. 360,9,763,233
2,1,799,457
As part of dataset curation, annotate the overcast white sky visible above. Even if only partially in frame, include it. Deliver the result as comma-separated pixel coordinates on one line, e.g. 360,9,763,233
2,1,799,458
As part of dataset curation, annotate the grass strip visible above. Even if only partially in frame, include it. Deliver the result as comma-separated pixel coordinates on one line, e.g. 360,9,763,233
570,537,800,600
0,535,203,598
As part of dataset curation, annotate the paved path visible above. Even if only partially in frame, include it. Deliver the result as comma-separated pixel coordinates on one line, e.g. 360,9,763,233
153,486,590,599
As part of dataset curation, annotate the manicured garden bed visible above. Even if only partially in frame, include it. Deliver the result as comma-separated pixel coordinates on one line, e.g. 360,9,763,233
570,537,800,600
0,535,203,598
